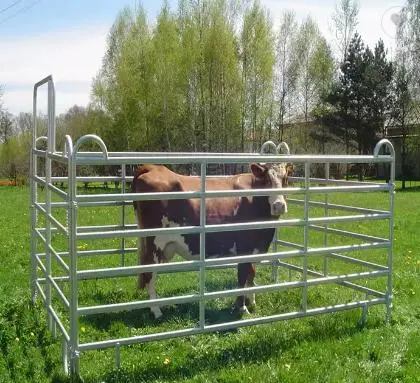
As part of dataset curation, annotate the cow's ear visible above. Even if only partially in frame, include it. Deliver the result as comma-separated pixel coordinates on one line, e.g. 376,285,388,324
250,163,266,180
286,163,295,176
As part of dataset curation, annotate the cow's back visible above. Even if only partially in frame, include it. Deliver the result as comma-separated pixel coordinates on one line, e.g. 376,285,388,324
132,165,275,257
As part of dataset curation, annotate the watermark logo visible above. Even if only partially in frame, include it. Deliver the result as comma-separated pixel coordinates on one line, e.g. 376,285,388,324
381,5,405,39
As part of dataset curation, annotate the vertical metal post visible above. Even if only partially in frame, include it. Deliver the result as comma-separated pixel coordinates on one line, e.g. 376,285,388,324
44,78,56,332
386,164,395,323
62,337,69,375
47,79,56,153
30,85,39,303
120,165,126,267
302,162,310,312
68,146,80,377
373,139,395,323
199,162,206,329
323,163,330,277
271,230,279,283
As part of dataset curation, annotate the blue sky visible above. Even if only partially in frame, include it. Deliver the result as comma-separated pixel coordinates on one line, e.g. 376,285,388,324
0,0,402,115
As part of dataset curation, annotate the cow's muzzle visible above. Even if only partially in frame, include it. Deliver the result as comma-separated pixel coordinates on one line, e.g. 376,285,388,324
271,200,287,216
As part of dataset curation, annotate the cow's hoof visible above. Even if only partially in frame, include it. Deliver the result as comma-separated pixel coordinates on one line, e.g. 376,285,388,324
238,305,250,316
245,296,256,310
151,306,163,319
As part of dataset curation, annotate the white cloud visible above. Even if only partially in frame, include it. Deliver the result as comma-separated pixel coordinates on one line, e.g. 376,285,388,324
2,2,402,116
1,24,108,115
262,0,399,55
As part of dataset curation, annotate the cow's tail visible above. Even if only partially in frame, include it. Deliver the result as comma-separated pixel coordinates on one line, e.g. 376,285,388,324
132,165,152,290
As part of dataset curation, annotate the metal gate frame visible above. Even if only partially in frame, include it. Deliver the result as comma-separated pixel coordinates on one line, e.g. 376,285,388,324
30,76,396,377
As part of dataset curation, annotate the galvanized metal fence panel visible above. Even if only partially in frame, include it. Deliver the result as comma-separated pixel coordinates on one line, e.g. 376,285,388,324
30,76,395,378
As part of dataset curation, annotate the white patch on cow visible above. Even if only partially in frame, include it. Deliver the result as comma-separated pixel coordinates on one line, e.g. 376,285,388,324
238,305,250,315
147,252,162,319
233,205,239,217
246,248,259,307
154,216,192,260
229,242,237,255
267,166,287,216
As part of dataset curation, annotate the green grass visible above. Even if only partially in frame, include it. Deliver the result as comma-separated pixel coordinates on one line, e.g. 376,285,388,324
0,183,419,382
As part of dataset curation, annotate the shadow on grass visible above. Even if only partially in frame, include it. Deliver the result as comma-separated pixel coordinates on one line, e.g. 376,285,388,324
81,311,381,383
396,185,420,193
81,277,242,331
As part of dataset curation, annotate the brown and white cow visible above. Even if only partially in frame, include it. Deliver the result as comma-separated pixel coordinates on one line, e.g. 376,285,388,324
131,162,292,318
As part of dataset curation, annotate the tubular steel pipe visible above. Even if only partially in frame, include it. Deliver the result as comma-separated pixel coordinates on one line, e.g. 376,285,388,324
29,105,396,380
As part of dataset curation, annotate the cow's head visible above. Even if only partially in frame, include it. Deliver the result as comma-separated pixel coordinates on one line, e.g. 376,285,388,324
250,162,294,217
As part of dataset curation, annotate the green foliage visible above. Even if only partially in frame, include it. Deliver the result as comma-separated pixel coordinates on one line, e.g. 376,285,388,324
397,0,420,98
324,34,394,160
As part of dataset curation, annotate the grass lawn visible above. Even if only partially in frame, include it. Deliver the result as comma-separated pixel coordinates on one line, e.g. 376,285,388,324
0,183,419,382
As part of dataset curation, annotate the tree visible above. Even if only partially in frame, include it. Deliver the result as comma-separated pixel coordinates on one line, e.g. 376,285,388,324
325,33,394,179
240,1,275,151
0,111,14,144
295,17,334,150
389,64,420,189
397,0,420,97
331,0,359,62
16,112,33,135
274,10,300,141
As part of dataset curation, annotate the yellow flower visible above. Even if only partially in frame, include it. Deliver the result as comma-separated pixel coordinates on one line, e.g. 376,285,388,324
163,358,170,365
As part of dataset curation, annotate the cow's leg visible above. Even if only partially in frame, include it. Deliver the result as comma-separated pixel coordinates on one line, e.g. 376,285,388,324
147,251,163,319
235,262,254,315
138,236,162,319
245,263,256,309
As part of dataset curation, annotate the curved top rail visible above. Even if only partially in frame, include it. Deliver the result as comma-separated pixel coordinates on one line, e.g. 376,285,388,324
260,141,277,155
373,139,395,158
64,135,74,158
72,134,109,160
373,138,395,183
277,142,290,155
34,136,48,150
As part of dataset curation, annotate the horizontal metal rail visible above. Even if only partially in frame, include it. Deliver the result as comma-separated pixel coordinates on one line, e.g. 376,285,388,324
78,270,387,317
78,298,386,351
289,198,389,215
74,241,388,281
309,224,388,243
326,252,388,270
47,150,394,166
76,214,389,241
40,175,387,188
274,240,389,271
276,261,387,297
37,247,138,259
36,201,68,209
290,176,384,186
76,184,390,205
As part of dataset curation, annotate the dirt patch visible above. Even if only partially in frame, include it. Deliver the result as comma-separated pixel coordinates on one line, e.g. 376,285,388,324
0,179,22,186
